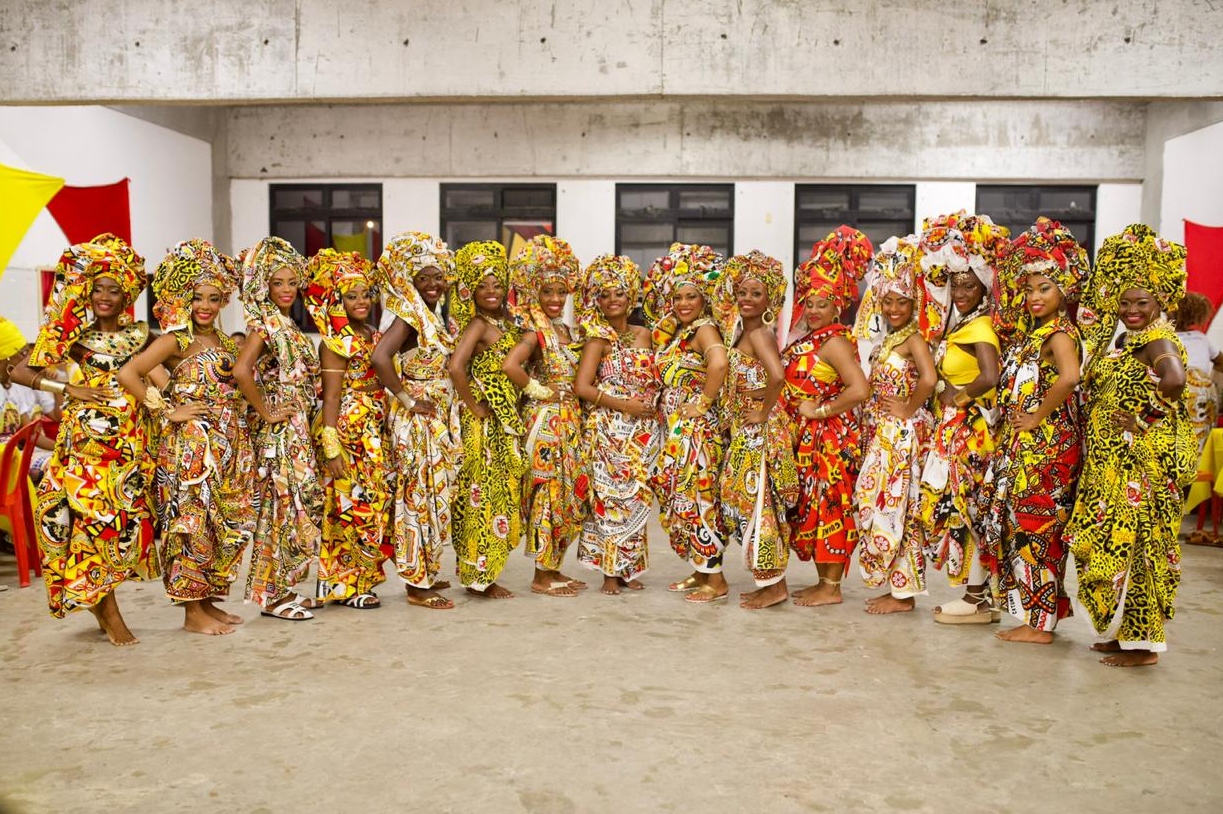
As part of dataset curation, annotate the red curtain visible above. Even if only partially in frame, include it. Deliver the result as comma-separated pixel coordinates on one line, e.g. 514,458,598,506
1185,219,1223,311
46,179,132,244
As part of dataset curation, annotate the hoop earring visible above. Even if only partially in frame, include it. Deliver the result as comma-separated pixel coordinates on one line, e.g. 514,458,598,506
762,308,776,326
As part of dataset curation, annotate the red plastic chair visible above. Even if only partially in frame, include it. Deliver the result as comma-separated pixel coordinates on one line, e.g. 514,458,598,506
0,420,44,587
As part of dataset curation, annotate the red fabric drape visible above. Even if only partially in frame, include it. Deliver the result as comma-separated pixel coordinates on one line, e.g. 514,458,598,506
1185,219,1223,311
46,179,132,245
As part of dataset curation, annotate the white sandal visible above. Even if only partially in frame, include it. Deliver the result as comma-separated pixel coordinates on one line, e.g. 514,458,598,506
260,598,315,621
339,592,381,609
933,593,999,625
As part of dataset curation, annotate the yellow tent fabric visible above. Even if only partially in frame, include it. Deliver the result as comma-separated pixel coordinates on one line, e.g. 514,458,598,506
0,162,65,280
331,231,369,258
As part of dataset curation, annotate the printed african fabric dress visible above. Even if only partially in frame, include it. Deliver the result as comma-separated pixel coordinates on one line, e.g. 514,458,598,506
650,319,726,573
452,325,527,589
314,330,391,601
855,325,932,598
1066,319,1195,651
155,332,254,602
917,314,1000,586
578,337,661,581
388,341,462,590
781,324,861,566
980,315,1082,631
720,347,798,586
522,328,589,570
34,323,158,616
245,320,324,609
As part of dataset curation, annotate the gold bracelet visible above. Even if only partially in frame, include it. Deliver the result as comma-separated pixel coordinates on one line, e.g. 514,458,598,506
594,390,604,408
320,425,343,460
1150,351,1179,370
954,390,972,408
701,344,724,360
694,394,713,413
815,405,828,420
39,378,66,395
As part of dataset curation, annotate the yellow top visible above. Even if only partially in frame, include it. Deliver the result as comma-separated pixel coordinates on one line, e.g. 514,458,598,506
940,315,999,389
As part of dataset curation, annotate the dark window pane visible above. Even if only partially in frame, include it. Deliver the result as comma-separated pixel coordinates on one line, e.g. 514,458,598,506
446,220,499,247
619,189,671,212
797,188,851,212
677,189,731,212
331,188,381,210
624,246,667,272
676,224,732,248
857,188,913,216
502,188,554,209
445,188,497,210
621,222,675,245
273,188,325,210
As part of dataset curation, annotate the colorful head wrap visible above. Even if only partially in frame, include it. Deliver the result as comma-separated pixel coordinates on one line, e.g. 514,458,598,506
451,240,509,331
1080,223,1187,364
239,236,307,331
30,233,147,366
0,317,26,360
854,235,933,343
642,243,726,347
509,235,581,342
955,213,1011,291
151,239,237,334
377,231,456,354
718,249,786,341
789,226,873,341
302,249,377,358
577,254,643,343
993,217,1089,340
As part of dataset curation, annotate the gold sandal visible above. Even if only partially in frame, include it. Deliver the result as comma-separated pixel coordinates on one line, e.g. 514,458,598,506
668,575,701,593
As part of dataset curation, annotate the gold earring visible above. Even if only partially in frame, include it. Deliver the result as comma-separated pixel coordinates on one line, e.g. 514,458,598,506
762,308,776,326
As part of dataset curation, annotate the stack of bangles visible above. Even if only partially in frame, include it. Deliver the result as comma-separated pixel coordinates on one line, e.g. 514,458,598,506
29,372,66,396
693,393,713,413
319,425,343,460
813,403,833,420
953,389,973,408
395,390,417,411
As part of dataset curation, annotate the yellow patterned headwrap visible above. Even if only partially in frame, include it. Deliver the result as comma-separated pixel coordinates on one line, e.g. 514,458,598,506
1080,223,1187,366
152,239,237,334
642,243,727,347
30,233,147,366
577,254,643,344
377,231,456,355
303,249,376,358
0,317,26,360
451,240,509,331
718,249,786,341
509,235,580,344
993,217,1089,341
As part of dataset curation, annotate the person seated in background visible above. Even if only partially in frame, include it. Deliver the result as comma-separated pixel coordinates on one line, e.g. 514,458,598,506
1172,292,1223,455
0,320,55,554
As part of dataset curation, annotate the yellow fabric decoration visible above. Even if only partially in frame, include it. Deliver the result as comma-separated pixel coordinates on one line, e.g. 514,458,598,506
0,162,65,280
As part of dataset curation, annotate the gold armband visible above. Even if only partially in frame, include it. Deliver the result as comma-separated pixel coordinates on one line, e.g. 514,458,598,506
694,393,714,413
1150,352,1179,370
320,425,343,460
954,389,972,408
143,388,167,412
39,378,66,395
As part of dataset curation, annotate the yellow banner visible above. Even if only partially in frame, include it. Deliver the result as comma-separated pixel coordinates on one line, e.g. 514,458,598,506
0,162,65,280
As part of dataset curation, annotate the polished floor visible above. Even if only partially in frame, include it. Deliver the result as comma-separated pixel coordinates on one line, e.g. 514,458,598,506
1,519,1221,814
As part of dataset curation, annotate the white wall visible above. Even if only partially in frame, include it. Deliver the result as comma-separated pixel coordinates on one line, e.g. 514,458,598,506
1095,183,1145,253
0,106,212,339
914,183,977,231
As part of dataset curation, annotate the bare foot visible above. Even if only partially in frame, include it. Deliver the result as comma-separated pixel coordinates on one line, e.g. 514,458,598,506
88,593,139,646
201,597,243,625
1090,640,1122,653
793,582,842,608
995,625,1053,644
1100,650,1159,667
864,595,915,615
601,576,621,595
741,581,788,610
740,586,764,600
467,583,515,599
183,601,235,636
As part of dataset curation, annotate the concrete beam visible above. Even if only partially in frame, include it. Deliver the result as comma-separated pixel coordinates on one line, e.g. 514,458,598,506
2,1,1220,104
226,99,1146,181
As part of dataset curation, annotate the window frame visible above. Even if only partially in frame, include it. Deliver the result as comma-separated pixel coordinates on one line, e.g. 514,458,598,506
793,183,916,265
614,183,736,269
974,184,1098,260
439,183,558,251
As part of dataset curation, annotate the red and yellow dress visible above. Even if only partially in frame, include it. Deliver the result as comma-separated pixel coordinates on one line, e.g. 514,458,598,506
34,323,158,616
156,332,255,601
314,330,391,601
781,324,861,567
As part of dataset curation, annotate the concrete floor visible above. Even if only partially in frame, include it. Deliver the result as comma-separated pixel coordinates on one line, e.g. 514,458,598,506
1,518,1221,814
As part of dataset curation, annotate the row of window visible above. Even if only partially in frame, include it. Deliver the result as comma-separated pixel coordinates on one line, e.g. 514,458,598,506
265,182,1097,330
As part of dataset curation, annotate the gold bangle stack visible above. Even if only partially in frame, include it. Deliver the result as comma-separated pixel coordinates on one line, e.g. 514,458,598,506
954,390,972,408
320,425,343,460
143,388,167,412
694,394,714,413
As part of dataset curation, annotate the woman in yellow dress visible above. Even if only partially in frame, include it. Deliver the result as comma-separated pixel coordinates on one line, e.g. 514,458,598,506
644,243,730,604
232,237,324,621
304,249,391,609
573,255,661,595
448,240,526,598
116,239,253,636
504,236,590,597
916,215,1008,624
372,232,460,610
717,250,798,610
1067,224,1195,666
11,234,159,645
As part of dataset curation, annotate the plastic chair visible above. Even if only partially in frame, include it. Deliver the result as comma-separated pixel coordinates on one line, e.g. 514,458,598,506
0,420,44,587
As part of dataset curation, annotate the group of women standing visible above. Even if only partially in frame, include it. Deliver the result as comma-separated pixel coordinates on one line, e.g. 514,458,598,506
9,216,1195,667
